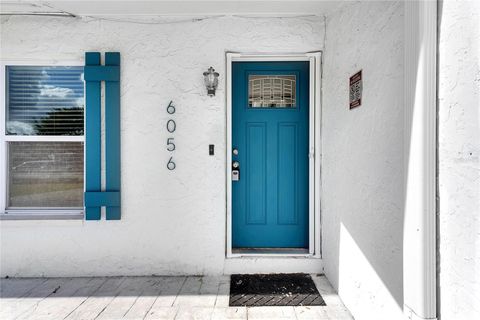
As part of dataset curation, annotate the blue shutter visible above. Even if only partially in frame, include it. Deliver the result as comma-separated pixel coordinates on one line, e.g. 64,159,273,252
84,52,121,220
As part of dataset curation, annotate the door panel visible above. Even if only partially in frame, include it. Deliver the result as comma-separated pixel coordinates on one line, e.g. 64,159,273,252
232,61,309,249
278,123,298,225
246,123,267,225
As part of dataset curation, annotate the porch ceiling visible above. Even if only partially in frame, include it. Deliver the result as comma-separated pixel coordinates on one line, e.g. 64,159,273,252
0,0,347,16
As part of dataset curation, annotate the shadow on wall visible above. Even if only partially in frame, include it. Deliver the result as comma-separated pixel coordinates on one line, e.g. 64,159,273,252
321,1,425,317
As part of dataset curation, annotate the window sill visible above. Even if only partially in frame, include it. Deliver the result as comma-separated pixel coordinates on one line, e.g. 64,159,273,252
0,210,84,220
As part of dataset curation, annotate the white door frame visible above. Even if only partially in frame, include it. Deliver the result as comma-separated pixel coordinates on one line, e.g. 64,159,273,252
225,52,322,258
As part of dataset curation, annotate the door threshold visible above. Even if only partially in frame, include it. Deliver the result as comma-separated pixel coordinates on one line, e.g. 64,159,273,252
232,248,309,255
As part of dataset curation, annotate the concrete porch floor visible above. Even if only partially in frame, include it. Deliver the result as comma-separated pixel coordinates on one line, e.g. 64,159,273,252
0,274,353,319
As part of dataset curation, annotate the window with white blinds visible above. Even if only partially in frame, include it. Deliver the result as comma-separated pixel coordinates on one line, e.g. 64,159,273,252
2,65,85,212
6,66,84,136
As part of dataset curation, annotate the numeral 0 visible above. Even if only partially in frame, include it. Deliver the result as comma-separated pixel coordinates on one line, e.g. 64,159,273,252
167,119,176,133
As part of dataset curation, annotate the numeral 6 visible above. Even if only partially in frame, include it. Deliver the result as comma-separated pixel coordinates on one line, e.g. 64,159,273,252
167,157,176,170
167,101,176,114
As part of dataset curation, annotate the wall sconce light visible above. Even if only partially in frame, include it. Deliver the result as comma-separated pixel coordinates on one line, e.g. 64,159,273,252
203,67,219,96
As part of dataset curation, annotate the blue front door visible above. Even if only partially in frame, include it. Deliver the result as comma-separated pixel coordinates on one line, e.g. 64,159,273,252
232,61,310,248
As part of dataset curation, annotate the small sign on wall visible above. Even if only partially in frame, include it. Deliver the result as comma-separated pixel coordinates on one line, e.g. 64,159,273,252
349,70,362,109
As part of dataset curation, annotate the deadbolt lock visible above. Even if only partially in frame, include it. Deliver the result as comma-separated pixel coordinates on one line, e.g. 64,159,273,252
232,170,240,181
232,161,240,181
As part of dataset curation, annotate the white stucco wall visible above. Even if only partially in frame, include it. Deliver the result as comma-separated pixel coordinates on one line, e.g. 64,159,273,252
322,2,405,320
0,14,325,276
438,1,480,319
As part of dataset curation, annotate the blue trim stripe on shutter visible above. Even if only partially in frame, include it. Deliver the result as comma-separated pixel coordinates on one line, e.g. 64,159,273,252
105,53,121,220
84,52,121,220
84,52,102,220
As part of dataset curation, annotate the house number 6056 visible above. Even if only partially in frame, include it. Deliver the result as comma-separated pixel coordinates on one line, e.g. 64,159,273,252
166,101,176,170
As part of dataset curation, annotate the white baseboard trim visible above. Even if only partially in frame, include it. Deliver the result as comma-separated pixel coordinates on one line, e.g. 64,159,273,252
223,257,323,274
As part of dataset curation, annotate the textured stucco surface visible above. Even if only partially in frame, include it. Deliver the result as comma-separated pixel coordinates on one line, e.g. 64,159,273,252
322,2,404,320
0,15,325,276
438,1,480,319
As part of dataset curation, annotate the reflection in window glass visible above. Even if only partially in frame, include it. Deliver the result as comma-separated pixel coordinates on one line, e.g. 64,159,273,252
6,66,84,135
248,75,296,108
8,142,84,208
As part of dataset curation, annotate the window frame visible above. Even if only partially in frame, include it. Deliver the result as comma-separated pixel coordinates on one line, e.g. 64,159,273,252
0,60,85,220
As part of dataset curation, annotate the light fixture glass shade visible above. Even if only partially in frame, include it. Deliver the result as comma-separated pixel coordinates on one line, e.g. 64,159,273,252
203,67,219,96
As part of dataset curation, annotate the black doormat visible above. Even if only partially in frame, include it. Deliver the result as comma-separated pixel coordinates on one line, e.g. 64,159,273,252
229,273,326,307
